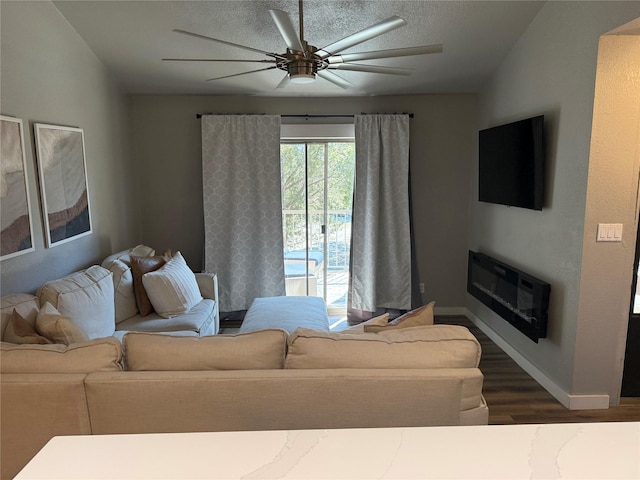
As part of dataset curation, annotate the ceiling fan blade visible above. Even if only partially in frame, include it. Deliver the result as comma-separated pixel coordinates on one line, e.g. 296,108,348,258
328,45,443,64
173,29,286,60
269,9,305,52
276,74,291,89
328,64,411,76
163,58,276,63
315,16,407,59
206,66,278,82
317,70,353,89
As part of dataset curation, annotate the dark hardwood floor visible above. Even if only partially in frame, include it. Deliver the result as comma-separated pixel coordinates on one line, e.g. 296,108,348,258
437,315,640,425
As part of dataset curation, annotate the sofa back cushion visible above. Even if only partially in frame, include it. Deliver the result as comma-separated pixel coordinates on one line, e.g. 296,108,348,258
38,265,115,339
1,294,39,341
285,325,481,369
124,330,288,371
0,338,123,373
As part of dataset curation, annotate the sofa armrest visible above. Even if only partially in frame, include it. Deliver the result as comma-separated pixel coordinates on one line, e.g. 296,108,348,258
195,272,218,301
195,273,220,330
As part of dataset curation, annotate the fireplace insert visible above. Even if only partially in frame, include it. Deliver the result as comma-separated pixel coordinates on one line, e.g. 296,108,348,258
467,251,550,343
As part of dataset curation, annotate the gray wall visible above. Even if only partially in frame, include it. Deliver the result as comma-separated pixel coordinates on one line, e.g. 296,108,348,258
0,1,138,295
468,2,640,403
131,94,477,309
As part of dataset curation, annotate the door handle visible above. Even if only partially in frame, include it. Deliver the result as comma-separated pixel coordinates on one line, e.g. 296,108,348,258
321,225,326,234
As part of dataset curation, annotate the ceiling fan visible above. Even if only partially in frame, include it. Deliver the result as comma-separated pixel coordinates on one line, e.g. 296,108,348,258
163,0,443,89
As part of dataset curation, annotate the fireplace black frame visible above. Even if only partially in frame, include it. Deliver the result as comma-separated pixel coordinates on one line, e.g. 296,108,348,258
467,251,550,343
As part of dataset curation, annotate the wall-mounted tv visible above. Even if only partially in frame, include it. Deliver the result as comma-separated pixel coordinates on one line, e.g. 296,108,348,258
479,115,545,210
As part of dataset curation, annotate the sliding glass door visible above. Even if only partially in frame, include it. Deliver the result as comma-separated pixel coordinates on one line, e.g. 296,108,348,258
281,141,354,314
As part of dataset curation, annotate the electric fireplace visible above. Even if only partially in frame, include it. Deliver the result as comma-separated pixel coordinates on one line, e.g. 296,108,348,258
467,251,550,343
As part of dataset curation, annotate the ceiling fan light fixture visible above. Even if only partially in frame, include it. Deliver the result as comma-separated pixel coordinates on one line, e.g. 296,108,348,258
288,59,317,84
290,73,315,84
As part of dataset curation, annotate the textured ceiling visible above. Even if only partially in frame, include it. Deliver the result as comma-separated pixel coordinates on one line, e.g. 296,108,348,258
53,0,545,96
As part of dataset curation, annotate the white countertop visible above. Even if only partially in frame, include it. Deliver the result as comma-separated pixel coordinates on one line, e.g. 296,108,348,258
16,422,640,479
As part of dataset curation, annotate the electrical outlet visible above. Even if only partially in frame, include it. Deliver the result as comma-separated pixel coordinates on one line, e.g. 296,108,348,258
419,283,425,294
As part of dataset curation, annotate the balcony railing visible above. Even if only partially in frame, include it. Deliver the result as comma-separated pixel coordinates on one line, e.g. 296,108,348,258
282,209,351,308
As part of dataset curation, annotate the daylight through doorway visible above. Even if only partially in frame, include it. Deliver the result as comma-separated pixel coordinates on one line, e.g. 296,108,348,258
280,141,355,314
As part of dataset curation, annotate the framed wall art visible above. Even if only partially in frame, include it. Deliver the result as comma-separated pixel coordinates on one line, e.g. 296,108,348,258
34,123,92,247
0,115,36,260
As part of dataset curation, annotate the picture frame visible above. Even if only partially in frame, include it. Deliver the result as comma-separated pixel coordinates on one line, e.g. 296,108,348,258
34,123,92,248
0,115,36,260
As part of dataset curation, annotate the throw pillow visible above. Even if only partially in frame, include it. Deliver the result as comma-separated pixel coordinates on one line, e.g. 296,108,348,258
3,309,52,344
142,251,203,318
130,255,166,316
342,313,390,333
364,301,435,333
35,302,89,345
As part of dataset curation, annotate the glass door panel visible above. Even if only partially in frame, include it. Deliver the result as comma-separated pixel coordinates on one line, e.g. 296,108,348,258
280,141,354,313
324,142,354,311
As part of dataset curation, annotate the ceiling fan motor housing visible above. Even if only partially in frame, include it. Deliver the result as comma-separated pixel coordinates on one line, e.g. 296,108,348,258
277,44,329,82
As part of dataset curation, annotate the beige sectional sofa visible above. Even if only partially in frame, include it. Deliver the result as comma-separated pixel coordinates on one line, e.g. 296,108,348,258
0,247,488,478
1,325,487,478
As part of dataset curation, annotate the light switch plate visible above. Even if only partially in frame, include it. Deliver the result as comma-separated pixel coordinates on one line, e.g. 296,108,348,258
597,223,623,242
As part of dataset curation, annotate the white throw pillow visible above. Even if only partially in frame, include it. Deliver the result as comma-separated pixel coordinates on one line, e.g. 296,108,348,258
38,265,115,339
142,252,202,318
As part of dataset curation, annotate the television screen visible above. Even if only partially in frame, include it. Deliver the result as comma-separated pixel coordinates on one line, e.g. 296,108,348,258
478,115,544,210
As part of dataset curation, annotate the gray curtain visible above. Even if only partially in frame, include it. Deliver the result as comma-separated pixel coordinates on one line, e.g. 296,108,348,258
350,114,412,313
201,115,285,312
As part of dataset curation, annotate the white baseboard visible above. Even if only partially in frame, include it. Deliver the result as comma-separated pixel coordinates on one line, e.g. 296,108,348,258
566,395,610,410
464,308,610,411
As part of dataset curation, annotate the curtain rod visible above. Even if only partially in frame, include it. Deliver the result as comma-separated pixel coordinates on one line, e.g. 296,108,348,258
196,113,414,119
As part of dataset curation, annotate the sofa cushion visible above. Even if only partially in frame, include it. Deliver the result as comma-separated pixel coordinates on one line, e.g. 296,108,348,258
3,309,51,344
130,255,166,316
124,329,288,371
116,298,215,335
364,301,435,333
38,265,115,339
342,313,390,333
106,259,138,323
1,294,39,341
142,251,202,318
285,325,482,369
0,338,123,373
35,302,89,345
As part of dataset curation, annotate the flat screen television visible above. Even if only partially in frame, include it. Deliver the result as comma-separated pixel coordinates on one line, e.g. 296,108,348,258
478,115,545,210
